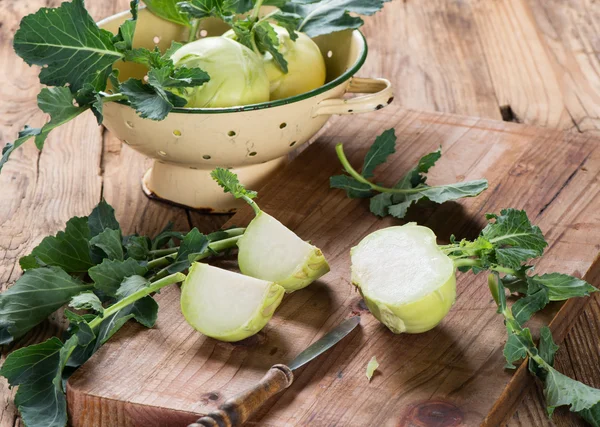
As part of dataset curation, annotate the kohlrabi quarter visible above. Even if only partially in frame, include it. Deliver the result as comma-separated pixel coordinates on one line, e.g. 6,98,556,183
170,37,270,108
211,168,330,292
351,223,456,334
181,263,284,342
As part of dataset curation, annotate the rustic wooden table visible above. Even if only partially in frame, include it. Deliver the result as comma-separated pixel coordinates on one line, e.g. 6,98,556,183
1,1,599,426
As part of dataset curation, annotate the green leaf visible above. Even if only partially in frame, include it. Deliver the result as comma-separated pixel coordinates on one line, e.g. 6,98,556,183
283,0,390,38
270,11,302,41
115,275,149,299
120,78,187,120
177,0,237,21
503,324,534,369
211,168,258,200
544,365,600,415
88,200,120,238
69,291,104,315
148,65,210,89
580,403,600,426
361,128,396,179
0,337,67,427
530,273,597,301
28,216,93,273
0,126,42,173
394,149,441,189
113,1,139,52
254,21,288,73
13,0,122,92
167,228,209,273
511,283,549,325
144,0,191,26
330,175,373,199
90,229,124,261
539,326,559,368
482,209,548,269
64,310,96,346
0,267,92,345
89,258,148,296
123,235,151,260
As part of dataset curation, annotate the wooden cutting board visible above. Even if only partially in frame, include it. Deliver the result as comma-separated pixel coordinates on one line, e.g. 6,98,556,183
66,106,600,427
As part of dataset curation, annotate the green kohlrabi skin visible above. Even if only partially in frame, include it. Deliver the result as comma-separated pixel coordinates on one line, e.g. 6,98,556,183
237,211,330,292
181,262,284,342
170,37,270,108
223,25,326,101
351,223,456,334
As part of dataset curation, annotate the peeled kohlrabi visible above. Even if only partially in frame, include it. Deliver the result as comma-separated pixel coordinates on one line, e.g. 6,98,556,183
351,223,456,334
181,263,285,342
238,211,330,291
170,37,270,108
223,25,326,100
211,168,330,292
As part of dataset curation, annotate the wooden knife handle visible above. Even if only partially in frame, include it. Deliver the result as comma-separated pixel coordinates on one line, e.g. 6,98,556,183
189,364,294,427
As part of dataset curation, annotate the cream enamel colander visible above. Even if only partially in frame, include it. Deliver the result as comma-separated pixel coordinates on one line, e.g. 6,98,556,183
98,8,393,212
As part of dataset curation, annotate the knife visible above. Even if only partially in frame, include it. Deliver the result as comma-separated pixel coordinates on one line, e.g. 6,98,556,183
189,316,361,427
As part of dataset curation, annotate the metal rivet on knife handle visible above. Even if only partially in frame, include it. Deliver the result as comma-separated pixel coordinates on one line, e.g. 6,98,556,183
189,364,294,427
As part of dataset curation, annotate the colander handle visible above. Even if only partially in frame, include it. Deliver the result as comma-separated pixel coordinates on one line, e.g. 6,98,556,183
312,77,394,117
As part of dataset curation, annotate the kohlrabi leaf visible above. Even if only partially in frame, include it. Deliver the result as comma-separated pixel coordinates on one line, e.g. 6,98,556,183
0,337,67,427
329,175,373,199
511,281,549,325
89,258,148,296
270,11,302,41
69,291,104,315
395,148,441,189
530,273,597,301
167,228,209,273
13,0,122,92
115,275,149,298
283,0,390,38
113,1,140,52
29,217,93,273
148,65,210,89
211,168,258,200
543,365,600,416
0,267,93,345
254,21,288,73
120,78,187,120
0,126,42,173
482,209,548,269
503,322,535,369
90,229,124,261
145,0,192,26
538,326,559,368
123,235,151,260
88,200,121,237
361,128,396,179
177,0,238,21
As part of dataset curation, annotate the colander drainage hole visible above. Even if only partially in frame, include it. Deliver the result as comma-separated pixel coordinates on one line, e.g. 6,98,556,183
200,30,208,37
279,122,287,129
249,151,257,157
203,155,211,160
158,150,167,157
126,121,134,128
173,129,182,137
153,36,161,44
228,130,236,137
290,141,297,147
327,50,333,58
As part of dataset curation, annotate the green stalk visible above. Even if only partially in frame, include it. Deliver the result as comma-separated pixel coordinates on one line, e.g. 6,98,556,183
451,258,522,277
149,247,179,257
101,93,128,103
336,144,456,195
147,253,176,269
251,0,265,20
243,195,261,215
188,19,201,42
88,273,186,330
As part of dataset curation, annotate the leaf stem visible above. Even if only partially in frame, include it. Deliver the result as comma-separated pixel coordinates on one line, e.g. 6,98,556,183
251,0,265,20
452,257,520,277
147,253,176,269
88,273,186,330
101,93,127,103
149,247,179,257
188,19,200,42
243,195,261,215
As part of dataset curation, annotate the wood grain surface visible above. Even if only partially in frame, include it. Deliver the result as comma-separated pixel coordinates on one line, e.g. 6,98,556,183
1,0,600,426
66,107,600,426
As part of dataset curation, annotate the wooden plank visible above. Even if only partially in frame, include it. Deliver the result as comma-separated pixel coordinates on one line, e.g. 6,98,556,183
67,106,600,426
360,0,503,120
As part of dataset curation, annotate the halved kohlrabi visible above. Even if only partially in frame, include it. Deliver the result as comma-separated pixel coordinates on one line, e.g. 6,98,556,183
181,263,285,342
237,211,330,292
351,223,456,334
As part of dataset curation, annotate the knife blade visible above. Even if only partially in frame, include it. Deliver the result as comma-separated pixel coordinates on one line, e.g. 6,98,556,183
190,316,361,427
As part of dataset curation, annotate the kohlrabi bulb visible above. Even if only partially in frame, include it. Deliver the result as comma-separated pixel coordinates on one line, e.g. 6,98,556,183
223,25,326,100
170,37,270,108
351,223,456,334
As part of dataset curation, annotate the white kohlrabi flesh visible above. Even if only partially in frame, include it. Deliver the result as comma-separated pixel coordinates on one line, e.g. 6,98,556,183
237,211,330,292
351,223,456,334
181,263,284,342
171,37,270,108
